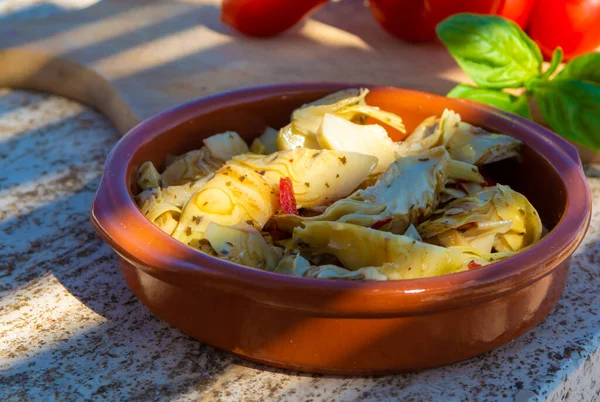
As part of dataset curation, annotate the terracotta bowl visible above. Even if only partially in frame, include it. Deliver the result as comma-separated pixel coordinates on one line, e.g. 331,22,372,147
91,83,591,375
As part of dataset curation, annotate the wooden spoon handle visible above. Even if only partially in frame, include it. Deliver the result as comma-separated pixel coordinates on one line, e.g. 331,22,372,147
0,48,138,134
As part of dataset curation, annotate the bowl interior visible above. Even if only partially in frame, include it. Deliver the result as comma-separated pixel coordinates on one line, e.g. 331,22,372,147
128,88,567,232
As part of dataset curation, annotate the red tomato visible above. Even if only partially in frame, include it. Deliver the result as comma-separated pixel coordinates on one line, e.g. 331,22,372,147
527,0,600,60
221,0,328,37
368,0,503,43
496,0,536,28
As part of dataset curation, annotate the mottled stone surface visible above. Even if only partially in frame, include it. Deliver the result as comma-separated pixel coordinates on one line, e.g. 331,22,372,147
0,88,599,402
1,3,600,401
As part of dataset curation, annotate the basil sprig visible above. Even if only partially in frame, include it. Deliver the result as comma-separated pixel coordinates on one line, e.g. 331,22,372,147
447,84,531,119
437,13,600,153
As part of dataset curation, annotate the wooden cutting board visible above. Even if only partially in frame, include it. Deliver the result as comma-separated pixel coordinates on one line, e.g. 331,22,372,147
0,0,471,133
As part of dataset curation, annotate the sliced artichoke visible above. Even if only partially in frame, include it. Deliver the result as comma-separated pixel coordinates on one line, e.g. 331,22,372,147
271,253,312,276
137,161,161,190
446,122,522,166
161,131,248,186
398,109,522,166
292,221,464,280
230,148,377,208
418,187,498,239
492,184,542,251
138,175,211,209
272,253,387,280
204,222,282,270
161,147,222,187
450,245,518,270
277,88,405,150
396,109,461,155
419,184,542,254
317,113,398,174
250,127,279,155
172,163,279,244
203,131,249,161
136,187,181,235
275,147,482,235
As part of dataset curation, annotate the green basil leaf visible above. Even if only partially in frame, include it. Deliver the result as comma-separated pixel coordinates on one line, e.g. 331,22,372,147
557,52,600,84
533,78,600,152
436,13,542,89
539,47,563,80
447,84,531,119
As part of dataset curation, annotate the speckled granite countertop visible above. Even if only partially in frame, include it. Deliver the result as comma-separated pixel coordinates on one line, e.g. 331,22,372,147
1,3,600,402
1,89,599,402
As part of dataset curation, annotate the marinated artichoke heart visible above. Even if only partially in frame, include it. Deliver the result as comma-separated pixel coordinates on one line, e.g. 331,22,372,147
446,122,522,165
172,163,279,245
274,146,484,234
161,131,249,186
136,188,181,235
230,148,377,208
272,253,387,280
136,176,211,234
418,184,542,255
137,161,161,191
277,88,406,151
204,222,282,270
317,113,398,174
398,109,522,166
250,127,279,155
291,221,464,280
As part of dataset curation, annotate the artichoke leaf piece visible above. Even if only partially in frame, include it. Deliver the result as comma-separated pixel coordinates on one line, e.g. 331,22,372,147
397,109,522,166
203,131,249,161
172,163,279,244
137,161,161,190
396,109,461,155
137,175,212,210
302,265,387,280
161,131,249,186
404,224,423,241
231,148,377,208
446,122,522,166
317,113,398,174
205,222,281,270
492,184,542,250
136,188,182,235
250,138,266,154
418,184,542,254
271,253,312,276
250,127,279,155
450,245,518,270
418,187,498,239
161,147,221,187
272,253,387,280
293,221,464,280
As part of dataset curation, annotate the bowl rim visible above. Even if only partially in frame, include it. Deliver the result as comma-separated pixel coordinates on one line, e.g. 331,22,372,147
91,82,592,317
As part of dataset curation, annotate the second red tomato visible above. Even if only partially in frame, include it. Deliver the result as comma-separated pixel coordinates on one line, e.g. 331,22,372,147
527,0,600,60
368,0,503,43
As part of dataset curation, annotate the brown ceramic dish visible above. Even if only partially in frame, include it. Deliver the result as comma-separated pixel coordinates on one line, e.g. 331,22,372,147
91,83,591,375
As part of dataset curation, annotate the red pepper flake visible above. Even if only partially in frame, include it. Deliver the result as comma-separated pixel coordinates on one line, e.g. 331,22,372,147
289,159,294,163
279,177,299,215
371,217,392,230
468,260,482,270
